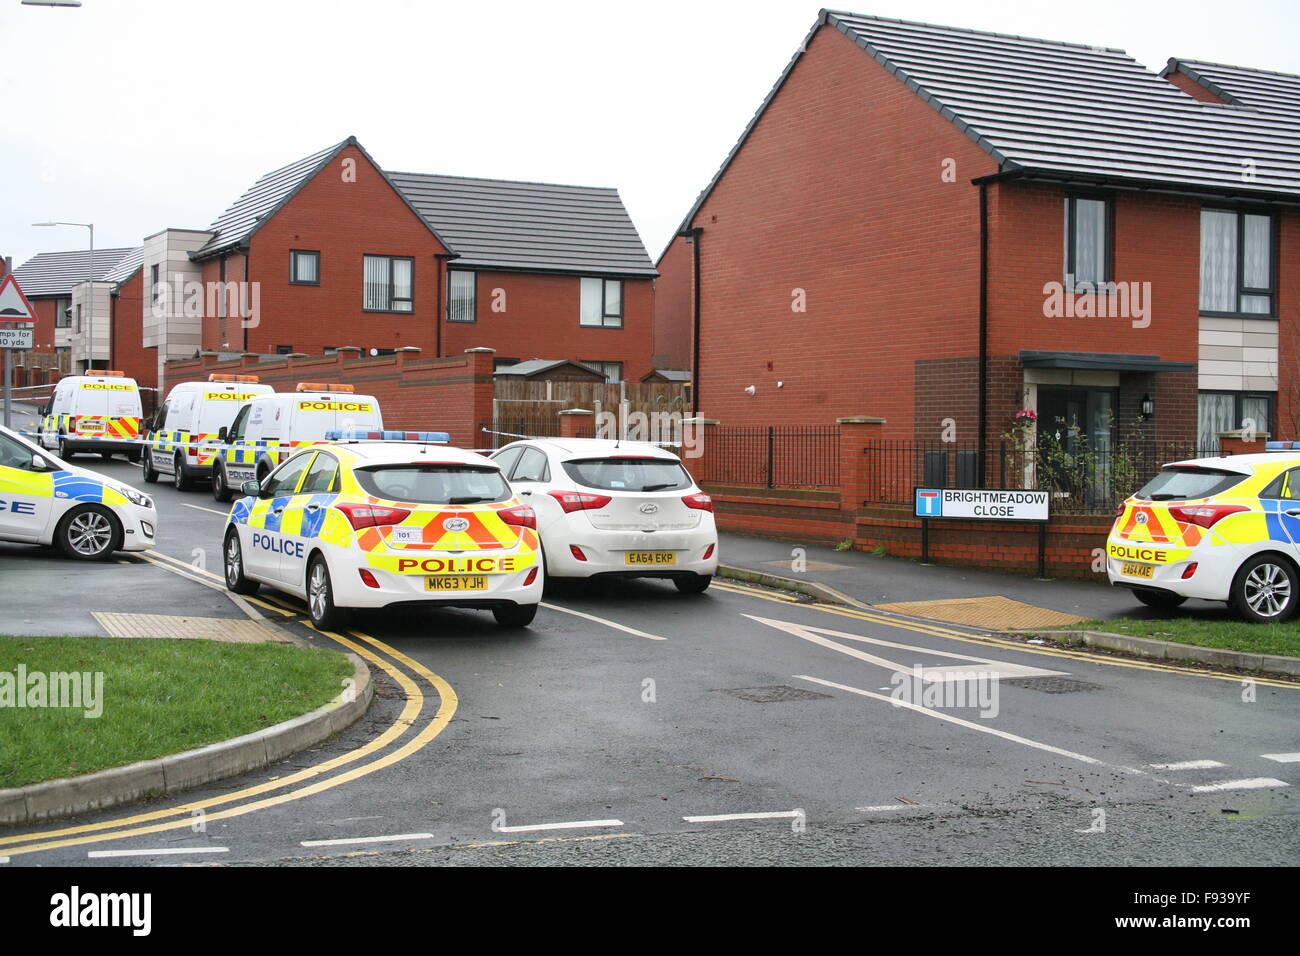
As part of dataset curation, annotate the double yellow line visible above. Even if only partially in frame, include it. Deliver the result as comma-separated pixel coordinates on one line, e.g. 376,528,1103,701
712,579,1300,690
1,555,458,859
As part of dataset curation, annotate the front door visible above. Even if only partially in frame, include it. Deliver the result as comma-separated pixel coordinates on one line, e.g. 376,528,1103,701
1036,387,1116,505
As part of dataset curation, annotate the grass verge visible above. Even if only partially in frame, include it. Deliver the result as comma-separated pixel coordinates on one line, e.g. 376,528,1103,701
0,636,354,790
1058,618,1300,659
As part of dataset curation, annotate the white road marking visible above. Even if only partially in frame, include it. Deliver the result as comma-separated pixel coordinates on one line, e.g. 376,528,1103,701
795,674,1145,774
682,811,802,823
855,805,926,812
300,832,434,847
1191,778,1289,793
749,615,1066,680
1261,753,1300,763
88,846,229,858
1150,760,1226,770
493,819,624,833
541,602,665,641
182,502,229,517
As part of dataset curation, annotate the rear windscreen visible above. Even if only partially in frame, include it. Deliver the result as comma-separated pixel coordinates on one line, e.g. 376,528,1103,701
561,457,692,492
1135,467,1247,501
354,465,511,505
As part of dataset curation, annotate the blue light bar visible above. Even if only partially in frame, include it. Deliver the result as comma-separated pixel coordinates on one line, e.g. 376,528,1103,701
1265,441,1296,451
325,430,450,443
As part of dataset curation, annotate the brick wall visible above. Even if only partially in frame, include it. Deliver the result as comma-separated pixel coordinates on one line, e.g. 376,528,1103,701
651,234,694,371
161,348,495,448
441,269,655,381
110,269,152,387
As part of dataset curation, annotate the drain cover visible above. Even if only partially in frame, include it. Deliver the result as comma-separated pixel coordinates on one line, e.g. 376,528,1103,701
721,685,833,703
1004,676,1103,694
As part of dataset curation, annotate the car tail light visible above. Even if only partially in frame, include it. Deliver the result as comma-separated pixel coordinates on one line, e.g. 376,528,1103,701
498,504,537,529
337,502,411,530
1181,562,1199,579
359,568,380,588
683,492,714,512
703,543,715,560
548,490,612,513
524,567,538,586
570,544,587,562
1168,504,1249,529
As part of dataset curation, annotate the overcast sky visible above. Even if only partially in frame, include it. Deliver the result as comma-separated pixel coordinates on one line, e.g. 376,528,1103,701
4,0,1298,269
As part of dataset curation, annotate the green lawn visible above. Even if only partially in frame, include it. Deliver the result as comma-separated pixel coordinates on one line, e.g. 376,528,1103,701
0,637,354,790
1056,618,1300,659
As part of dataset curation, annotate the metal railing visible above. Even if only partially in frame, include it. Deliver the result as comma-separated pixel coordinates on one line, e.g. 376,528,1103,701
693,425,840,490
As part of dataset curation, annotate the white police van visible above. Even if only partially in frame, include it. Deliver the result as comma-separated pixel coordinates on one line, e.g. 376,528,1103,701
212,383,384,501
143,374,274,490
37,372,145,461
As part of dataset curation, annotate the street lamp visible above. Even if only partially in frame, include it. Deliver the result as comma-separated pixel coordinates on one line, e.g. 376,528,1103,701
32,221,94,372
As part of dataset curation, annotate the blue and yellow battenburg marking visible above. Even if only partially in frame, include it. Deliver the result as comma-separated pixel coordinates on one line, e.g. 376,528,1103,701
0,468,127,506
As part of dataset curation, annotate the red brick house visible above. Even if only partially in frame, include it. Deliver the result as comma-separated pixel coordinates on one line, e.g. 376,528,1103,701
656,11,1299,458
186,138,657,385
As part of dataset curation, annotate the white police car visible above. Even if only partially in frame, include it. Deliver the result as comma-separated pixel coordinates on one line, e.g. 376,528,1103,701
0,424,156,559
222,432,543,629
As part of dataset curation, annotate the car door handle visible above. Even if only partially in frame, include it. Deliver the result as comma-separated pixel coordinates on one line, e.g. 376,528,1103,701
1285,509,1300,517
307,504,321,511
519,490,534,496
273,507,285,515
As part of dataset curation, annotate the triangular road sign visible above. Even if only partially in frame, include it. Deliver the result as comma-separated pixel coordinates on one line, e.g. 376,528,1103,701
0,274,36,321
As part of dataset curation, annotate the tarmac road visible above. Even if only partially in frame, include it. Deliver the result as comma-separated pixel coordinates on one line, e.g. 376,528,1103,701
0,456,1296,867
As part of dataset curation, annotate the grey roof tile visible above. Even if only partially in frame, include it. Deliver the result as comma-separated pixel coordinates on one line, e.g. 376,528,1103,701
12,247,136,297
103,246,144,285
388,172,657,277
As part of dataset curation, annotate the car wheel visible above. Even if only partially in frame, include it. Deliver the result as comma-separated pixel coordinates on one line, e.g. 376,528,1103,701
493,603,538,628
55,505,122,561
674,573,712,594
1231,554,1298,623
223,529,260,595
142,450,159,483
100,451,113,461
1132,589,1187,611
58,436,71,459
173,453,194,491
212,464,233,502
127,447,142,463
307,555,346,631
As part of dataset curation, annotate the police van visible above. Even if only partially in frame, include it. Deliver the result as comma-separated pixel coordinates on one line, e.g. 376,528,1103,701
143,374,274,491
213,383,383,501
37,371,145,461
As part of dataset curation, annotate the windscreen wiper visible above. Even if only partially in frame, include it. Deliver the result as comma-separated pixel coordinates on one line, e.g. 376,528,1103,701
448,495,495,504
640,483,676,492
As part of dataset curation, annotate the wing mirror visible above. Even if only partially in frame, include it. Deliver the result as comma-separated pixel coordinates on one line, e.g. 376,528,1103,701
241,480,262,498
218,426,229,443
30,454,56,472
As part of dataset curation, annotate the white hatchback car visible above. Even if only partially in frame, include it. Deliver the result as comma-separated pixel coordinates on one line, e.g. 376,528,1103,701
0,424,157,559
490,438,718,592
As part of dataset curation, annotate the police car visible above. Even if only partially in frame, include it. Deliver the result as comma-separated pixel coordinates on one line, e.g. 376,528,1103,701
143,374,274,490
490,438,718,592
0,424,156,559
1108,450,1300,621
222,433,543,630
212,383,383,502
37,371,145,461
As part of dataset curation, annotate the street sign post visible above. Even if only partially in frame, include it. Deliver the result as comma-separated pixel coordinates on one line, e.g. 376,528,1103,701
0,272,38,429
914,487,1053,577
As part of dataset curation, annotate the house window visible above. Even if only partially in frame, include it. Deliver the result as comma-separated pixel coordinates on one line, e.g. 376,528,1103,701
276,345,293,355
1200,209,1274,316
290,250,320,285
1064,196,1110,290
448,271,476,322
493,357,520,371
1197,391,1273,451
582,360,623,383
580,278,623,327
150,264,162,310
74,304,81,334
54,297,71,329
363,255,414,312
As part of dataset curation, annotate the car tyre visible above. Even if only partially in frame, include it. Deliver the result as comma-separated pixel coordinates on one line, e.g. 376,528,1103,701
55,505,122,561
1231,553,1299,623
493,603,538,628
1132,589,1187,611
674,573,712,594
142,450,159,483
58,436,72,460
223,529,260,595
212,463,233,502
307,555,347,631
173,453,194,491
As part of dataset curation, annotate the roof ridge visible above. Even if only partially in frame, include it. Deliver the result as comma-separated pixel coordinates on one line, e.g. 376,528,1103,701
387,169,619,192
1167,57,1300,82
822,9,1126,55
